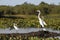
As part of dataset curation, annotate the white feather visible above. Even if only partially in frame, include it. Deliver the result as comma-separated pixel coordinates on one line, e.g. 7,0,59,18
37,10,47,28
13,23,19,30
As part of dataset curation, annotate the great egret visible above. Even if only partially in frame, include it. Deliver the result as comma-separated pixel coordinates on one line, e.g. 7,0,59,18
37,10,47,30
13,23,19,30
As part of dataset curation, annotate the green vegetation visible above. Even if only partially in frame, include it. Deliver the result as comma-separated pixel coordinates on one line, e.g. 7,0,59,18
0,1,60,40
0,2,60,29
0,2,60,15
0,14,60,30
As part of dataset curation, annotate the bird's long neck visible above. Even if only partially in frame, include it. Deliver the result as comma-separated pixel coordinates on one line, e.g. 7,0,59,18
13,24,16,27
38,12,41,18
14,23,17,28
14,23,15,26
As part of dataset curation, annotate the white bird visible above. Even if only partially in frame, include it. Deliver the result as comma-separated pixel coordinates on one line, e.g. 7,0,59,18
13,23,19,30
37,10,47,30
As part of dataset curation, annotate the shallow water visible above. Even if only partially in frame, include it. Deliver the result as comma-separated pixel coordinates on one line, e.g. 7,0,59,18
0,28,60,34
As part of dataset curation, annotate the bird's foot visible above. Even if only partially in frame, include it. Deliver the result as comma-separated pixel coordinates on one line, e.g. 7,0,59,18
42,27,46,31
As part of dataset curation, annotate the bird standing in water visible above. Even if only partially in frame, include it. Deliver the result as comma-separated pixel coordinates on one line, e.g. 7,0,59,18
37,10,47,30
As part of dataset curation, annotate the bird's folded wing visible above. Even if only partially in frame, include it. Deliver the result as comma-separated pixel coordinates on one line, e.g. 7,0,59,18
42,20,47,25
